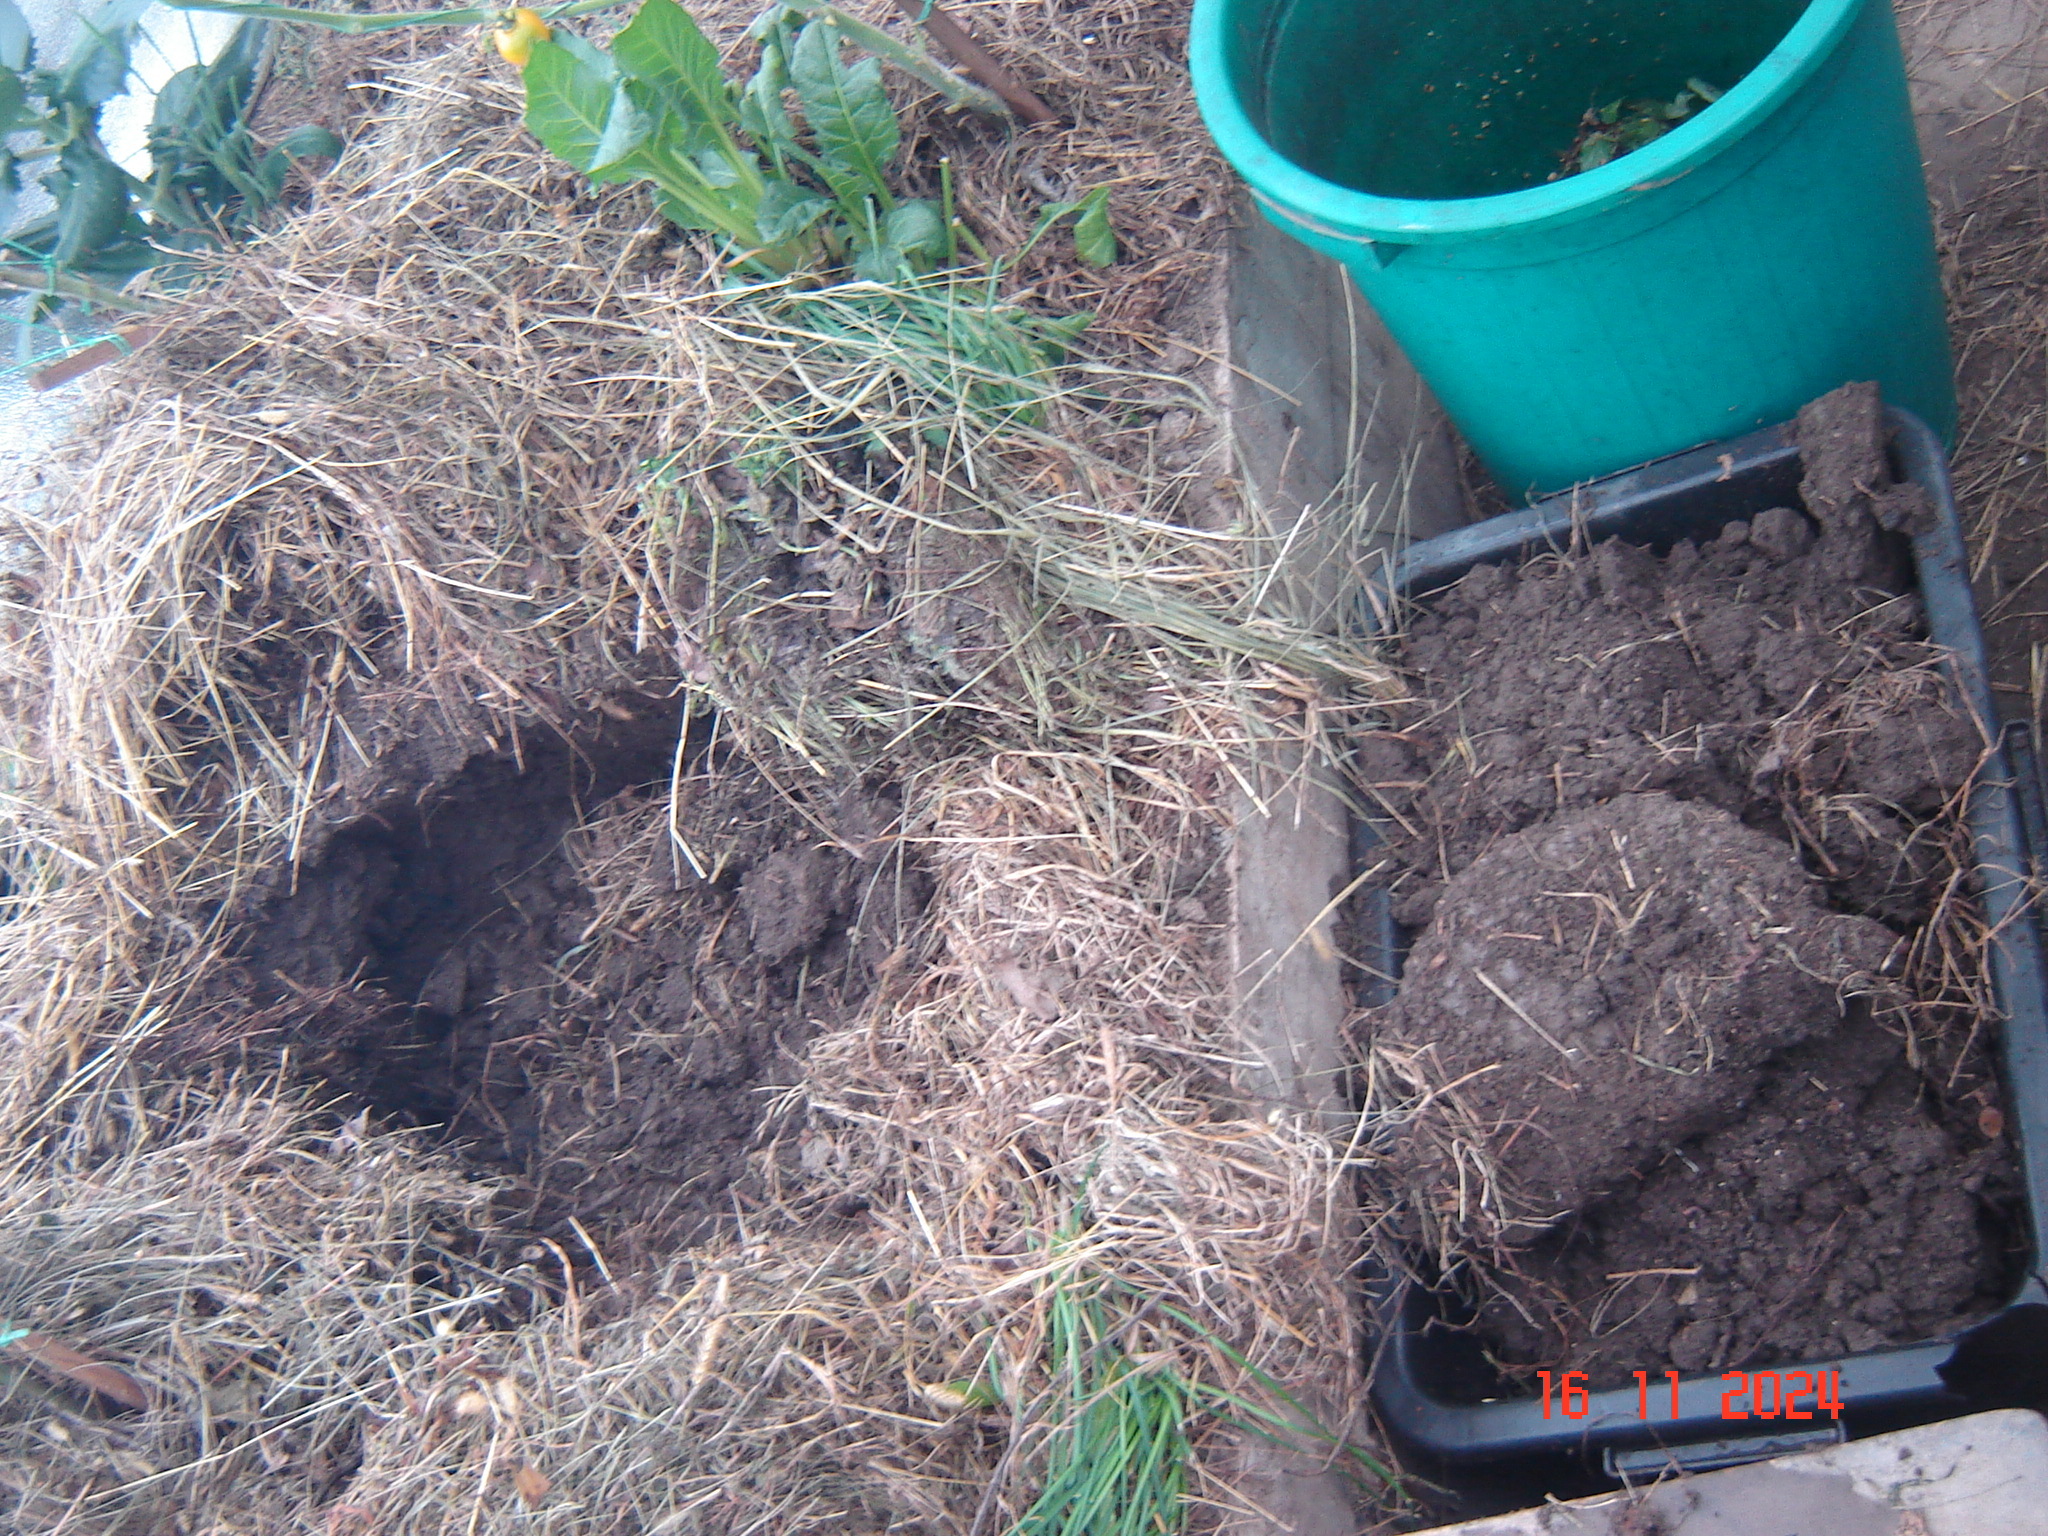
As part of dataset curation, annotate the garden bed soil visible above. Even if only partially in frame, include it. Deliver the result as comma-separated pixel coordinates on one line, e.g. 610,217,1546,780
1359,384,2024,1386
224,693,925,1260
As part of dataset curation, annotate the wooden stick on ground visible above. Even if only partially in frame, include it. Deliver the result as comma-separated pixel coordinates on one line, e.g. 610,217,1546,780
889,0,1057,125
29,323,165,393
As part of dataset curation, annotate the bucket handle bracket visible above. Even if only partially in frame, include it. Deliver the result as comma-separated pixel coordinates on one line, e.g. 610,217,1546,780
1251,191,1413,269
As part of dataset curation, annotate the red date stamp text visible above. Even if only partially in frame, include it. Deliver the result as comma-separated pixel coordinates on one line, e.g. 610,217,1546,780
1536,1369,1845,1420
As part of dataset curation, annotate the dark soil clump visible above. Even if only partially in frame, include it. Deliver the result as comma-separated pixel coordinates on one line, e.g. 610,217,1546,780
1381,793,1896,1250
1479,1009,2009,1383
1360,384,2021,1385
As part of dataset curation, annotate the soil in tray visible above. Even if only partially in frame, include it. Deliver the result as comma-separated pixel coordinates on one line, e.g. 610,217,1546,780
1355,385,2025,1388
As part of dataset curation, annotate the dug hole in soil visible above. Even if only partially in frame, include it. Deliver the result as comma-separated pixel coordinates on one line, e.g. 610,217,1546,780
227,692,927,1257
1356,384,2026,1388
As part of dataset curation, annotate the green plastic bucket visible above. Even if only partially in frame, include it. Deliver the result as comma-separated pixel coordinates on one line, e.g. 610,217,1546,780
1190,0,1955,498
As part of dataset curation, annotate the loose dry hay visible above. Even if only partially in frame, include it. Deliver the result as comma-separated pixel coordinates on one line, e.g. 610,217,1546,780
0,1078,498,1532
0,12,1390,1535
1752,652,2012,1085
1937,137,2048,707
787,745,1353,1341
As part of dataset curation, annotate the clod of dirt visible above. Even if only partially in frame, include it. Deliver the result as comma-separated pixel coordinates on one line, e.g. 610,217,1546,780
1378,793,1895,1247
1367,415,1980,923
1475,1008,2014,1381
1794,380,1905,589
739,846,856,965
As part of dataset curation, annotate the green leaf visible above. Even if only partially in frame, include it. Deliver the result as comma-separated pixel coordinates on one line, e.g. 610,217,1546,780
651,186,730,235
147,64,208,158
1036,310,1092,351
739,26,797,164
55,31,130,108
589,76,654,172
270,123,342,160
0,147,17,233
253,123,342,198
0,0,29,73
0,66,25,132
885,197,944,264
50,143,134,265
203,17,266,115
552,27,618,78
251,146,289,200
54,0,150,108
943,1376,1003,1409
612,0,735,131
743,4,788,41
851,239,901,281
754,178,829,245
1071,186,1115,267
522,34,626,175
1617,116,1665,151
693,145,740,187
790,19,897,206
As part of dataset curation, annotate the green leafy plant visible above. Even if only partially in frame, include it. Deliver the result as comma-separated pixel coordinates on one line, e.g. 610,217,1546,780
144,17,342,237
0,0,338,320
1032,184,1116,269
155,0,1114,283
1555,76,1721,178
517,0,938,278
517,0,1115,280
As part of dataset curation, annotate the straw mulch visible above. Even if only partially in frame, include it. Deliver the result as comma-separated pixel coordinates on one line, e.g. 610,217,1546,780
0,5,1399,1532
1906,0,2048,717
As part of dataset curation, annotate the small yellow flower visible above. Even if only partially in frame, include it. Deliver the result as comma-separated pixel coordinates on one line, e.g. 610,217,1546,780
492,7,550,67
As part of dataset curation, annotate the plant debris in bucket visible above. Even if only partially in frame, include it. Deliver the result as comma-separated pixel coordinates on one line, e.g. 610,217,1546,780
1552,78,1721,178
1354,383,2024,1387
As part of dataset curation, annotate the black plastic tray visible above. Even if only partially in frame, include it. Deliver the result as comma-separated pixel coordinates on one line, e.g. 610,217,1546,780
1356,410,2048,1479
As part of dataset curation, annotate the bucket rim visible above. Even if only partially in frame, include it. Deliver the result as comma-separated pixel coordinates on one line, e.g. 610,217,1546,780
1188,0,1865,245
